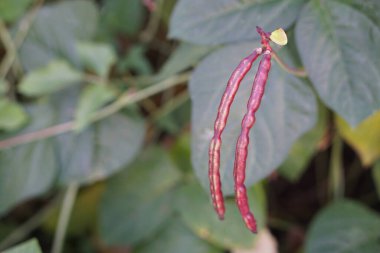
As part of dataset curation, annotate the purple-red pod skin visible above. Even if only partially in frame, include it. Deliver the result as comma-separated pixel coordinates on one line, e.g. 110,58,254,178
209,48,262,220
233,50,271,233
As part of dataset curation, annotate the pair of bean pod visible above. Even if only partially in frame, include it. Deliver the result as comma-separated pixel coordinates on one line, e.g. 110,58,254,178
208,27,287,233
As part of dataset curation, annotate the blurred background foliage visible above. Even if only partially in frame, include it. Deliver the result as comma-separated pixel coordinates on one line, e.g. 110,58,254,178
0,0,379,253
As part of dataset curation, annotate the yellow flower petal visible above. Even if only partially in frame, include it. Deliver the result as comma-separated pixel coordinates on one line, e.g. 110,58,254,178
270,28,288,46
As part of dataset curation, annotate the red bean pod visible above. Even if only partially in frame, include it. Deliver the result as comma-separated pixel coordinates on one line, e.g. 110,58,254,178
233,50,271,233
209,48,263,219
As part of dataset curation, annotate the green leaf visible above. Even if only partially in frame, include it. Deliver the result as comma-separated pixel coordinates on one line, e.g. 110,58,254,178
296,0,380,126
190,42,317,195
0,104,58,216
135,218,222,253
0,87,145,215
0,98,28,131
3,239,42,253
56,114,146,185
161,0,177,25
118,45,153,76
305,200,380,253
140,42,214,87
279,104,327,181
52,88,146,185
99,0,145,38
169,0,305,45
334,0,380,26
76,41,116,77
18,0,98,70
158,43,214,79
336,110,380,166
99,147,182,246
372,161,380,199
175,181,266,249
75,84,116,131
19,60,82,96
0,0,33,22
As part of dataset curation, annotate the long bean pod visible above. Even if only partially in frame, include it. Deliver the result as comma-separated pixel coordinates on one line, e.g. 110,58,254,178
233,50,271,232
209,48,262,219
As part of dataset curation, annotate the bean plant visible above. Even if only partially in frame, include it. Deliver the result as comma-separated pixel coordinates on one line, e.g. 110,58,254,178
0,0,379,253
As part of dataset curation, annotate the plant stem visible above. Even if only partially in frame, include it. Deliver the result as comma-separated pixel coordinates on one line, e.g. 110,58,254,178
0,122,73,150
0,196,59,251
151,89,189,121
52,182,79,253
0,72,190,149
271,51,307,78
90,72,190,122
0,0,44,78
328,135,344,199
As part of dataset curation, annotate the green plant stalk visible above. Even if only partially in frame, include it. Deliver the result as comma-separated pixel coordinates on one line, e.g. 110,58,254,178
328,135,344,199
91,72,190,122
0,72,190,149
271,51,307,78
52,182,79,253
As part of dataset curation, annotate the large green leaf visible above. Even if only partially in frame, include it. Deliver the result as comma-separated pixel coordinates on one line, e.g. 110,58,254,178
135,218,221,253
0,0,33,22
190,42,317,195
51,88,146,185
176,181,266,249
0,98,28,131
169,0,305,45
296,0,380,126
0,88,145,215
19,60,82,96
279,104,327,181
56,115,145,185
99,147,181,246
19,0,98,70
305,200,380,253
0,104,58,216
3,239,42,253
